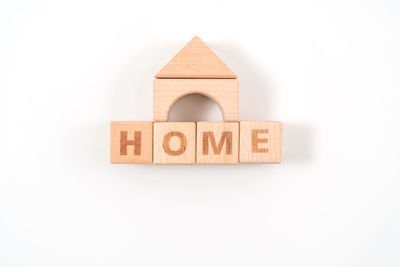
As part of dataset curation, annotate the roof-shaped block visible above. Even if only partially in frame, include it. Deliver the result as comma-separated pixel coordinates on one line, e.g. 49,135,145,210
155,36,237,79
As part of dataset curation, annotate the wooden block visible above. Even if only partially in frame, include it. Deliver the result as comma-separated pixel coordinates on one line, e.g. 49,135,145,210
153,79,238,122
110,121,153,164
153,122,196,165
155,36,237,79
239,121,282,163
196,122,239,164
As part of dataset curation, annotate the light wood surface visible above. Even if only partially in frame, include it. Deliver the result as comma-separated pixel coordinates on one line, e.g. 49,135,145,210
153,79,238,122
154,122,196,164
155,36,237,79
239,121,282,163
196,122,239,164
110,121,153,164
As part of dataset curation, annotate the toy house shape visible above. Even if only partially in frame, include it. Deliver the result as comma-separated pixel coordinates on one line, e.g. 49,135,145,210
153,36,239,122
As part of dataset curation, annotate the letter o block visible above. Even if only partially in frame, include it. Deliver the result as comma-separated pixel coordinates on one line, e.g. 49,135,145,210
197,122,239,164
239,121,282,163
110,121,153,164
154,122,196,164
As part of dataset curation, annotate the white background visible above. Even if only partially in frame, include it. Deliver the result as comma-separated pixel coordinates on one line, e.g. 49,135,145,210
1,0,400,266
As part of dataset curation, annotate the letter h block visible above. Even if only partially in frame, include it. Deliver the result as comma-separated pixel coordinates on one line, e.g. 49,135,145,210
110,122,153,163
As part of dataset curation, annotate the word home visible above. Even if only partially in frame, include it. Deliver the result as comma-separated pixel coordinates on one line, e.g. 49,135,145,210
110,121,282,165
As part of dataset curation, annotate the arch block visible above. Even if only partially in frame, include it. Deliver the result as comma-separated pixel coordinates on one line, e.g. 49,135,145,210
153,79,239,122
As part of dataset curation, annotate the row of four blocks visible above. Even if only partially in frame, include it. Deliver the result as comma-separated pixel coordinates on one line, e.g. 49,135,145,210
110,121,282,164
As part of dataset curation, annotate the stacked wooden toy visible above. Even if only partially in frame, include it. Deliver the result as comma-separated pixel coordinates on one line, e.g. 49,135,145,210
110,37,282,164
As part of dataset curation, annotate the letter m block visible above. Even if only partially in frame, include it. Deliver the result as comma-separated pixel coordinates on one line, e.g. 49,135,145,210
197,122,239,164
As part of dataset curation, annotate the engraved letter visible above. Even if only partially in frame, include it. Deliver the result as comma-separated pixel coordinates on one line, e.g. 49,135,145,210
163,131,187,156
120,131,141,156
252,129,268,153
203,131,232,155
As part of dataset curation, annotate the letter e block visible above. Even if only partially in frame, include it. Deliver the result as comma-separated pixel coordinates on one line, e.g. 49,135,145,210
197,122,239,164
154,122,196,164
110,121,153,164
240,121,282,163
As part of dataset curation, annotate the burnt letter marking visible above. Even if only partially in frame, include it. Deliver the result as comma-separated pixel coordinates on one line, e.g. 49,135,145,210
120,131,142,156
203,131,232,155
252,129,268,153
163,131,187,156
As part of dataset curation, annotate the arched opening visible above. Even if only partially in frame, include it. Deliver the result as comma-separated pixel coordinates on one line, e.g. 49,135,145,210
168,93,224,122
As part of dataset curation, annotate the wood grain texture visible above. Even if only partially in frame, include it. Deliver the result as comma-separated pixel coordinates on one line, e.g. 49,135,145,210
110,121,153,164
154,122,196,165
153,79,238,122
239,121,282,163
155,36,237,78
196,122,239,164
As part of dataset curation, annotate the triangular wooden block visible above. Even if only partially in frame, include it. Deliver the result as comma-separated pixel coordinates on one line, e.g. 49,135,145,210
155,36,237,78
